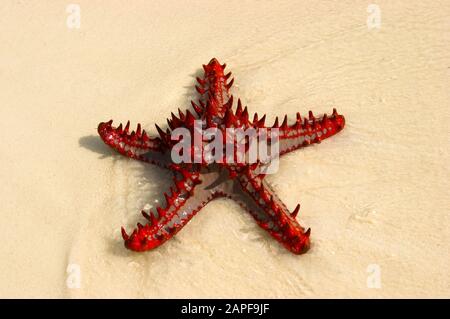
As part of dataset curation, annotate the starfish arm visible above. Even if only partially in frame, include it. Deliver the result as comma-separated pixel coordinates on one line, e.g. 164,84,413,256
121,168,214,251
274,109,345,156
228,168,310,254
191,58,234,117
98,120,171,167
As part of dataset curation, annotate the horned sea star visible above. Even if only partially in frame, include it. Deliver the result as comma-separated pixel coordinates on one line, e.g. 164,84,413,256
98,58,345,254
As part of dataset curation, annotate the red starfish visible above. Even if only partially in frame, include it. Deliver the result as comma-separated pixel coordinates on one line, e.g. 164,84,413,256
98,58,345,254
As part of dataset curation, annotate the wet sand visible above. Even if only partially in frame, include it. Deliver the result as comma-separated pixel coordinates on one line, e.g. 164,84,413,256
0,1,448,297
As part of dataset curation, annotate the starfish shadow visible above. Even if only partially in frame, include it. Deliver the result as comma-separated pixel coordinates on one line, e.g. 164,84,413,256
180,69,204,106
79,135,115,158
79,134,173,257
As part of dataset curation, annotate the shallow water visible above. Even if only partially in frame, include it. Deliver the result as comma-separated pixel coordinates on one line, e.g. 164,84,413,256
0,0,449,297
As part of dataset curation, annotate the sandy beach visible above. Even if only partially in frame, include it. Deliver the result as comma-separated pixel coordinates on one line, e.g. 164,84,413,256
0,1,449,297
